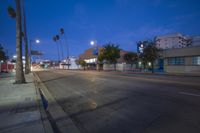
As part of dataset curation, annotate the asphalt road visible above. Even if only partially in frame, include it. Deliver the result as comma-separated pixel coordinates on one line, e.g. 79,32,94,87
36,70,200,133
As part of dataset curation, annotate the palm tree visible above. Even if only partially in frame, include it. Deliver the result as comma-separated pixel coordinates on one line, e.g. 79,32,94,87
22,0,30,74
7,6,16,18
60,28,70,69
55,35,61,61
58,33,64,60
14,0,25,83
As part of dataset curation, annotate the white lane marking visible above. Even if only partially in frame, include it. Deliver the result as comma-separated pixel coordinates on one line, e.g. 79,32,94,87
179,92,200,97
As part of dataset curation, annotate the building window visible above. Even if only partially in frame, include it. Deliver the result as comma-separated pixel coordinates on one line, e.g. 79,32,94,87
168,57,185,65
193,56,200,65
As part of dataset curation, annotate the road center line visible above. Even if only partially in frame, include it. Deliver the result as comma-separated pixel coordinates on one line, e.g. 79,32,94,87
179,92,200,97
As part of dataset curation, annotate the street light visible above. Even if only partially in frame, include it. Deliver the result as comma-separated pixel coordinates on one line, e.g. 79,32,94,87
90,40,97,46
30,39,40,71
36,39,40,43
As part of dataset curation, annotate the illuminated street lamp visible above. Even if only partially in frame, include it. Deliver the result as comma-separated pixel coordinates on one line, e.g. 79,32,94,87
90,40,97,46
30,39,40,70
35,39,40,44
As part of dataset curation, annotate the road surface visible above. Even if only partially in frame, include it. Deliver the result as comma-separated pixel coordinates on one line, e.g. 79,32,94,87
36,70,200,133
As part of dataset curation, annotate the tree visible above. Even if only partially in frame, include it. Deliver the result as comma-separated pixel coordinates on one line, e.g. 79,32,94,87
123,52,138,67
60,28,64,34
7,6,16,18
55,35,62,61
22,0,30,74
76,59,87,70
8,1,29,74
97,48,104,63
14,0,26,83
60,28,69,69
57,31,64,60
98,43,120,71
97,48,105,71
143,41,159,73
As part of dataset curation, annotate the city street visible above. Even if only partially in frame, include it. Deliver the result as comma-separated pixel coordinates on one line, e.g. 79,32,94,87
36,70,200,133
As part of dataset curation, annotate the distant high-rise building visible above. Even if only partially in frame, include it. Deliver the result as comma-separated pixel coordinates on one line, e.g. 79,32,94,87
191,36,200,46
155,33,192,49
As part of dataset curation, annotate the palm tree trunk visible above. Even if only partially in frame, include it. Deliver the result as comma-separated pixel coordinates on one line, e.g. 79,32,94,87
15,0,25,83
59,39,64,60
56,41,60,62
22,0,30,74
63,34,69,69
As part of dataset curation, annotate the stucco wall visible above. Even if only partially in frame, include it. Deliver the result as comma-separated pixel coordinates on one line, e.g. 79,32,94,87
165,65,200,74
103,64,137,71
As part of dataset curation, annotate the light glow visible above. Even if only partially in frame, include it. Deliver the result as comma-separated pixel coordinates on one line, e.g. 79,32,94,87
36,39,40,43
90,41,95,45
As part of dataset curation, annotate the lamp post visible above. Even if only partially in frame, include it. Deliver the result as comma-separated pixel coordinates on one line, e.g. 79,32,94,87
30,39,40,71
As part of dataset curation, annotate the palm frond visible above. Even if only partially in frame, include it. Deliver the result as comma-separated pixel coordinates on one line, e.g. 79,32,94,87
7,6,16,18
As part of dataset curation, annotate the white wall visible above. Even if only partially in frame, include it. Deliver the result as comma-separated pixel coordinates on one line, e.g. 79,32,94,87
103,64,137,71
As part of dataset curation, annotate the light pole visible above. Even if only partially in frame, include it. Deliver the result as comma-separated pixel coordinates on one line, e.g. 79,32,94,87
30,39,40,71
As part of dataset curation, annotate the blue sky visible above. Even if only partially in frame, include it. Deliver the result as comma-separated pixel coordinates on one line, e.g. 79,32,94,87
0,0,200,60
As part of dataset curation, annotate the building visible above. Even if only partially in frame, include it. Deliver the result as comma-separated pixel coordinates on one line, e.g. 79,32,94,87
191,36,200,46
60,56,79,69
79,47,103,69
117,50,129,63
159,46,200,74
155,33,192,49
155,33,200,50
79,47,130,70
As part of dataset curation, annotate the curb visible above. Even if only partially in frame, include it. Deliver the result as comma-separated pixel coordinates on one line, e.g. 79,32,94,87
65,69,200,78
32,73,54,133
33,72,81,133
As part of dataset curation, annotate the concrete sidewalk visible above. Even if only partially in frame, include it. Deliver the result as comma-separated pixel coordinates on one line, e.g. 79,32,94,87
0,72,53,133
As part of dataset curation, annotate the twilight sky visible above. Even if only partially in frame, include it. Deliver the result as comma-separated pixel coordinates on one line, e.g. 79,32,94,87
0,0,200,60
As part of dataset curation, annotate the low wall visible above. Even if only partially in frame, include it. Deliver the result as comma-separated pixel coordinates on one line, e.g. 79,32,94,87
103,64,137,71
165,65,200,75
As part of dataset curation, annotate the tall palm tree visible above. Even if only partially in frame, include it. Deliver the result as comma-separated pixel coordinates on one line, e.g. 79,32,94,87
55,35,61,61
57,33,64,60
60,28,70,69
15,0,25,83
22,0,30,74
7,6,16,18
